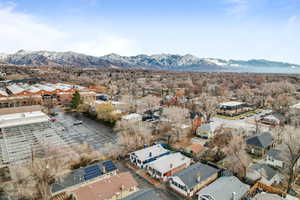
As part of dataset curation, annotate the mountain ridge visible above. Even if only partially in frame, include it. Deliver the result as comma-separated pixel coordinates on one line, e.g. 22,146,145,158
1,50,300,72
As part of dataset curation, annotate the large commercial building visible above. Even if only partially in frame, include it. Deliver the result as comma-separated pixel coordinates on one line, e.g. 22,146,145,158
0,82,96,108
0,106,70,165
217,101,250,116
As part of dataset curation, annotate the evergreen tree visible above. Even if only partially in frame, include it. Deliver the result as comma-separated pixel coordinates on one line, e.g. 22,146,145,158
71,91,81,109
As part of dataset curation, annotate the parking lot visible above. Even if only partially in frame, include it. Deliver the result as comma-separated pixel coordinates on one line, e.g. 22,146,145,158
54,111,117,150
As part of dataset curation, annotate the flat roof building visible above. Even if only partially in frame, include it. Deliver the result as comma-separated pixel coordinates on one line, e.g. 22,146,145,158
70,172,137,200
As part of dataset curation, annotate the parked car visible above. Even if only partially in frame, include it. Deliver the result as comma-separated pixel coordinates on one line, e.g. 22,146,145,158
50,112,58,117
73,120,83,125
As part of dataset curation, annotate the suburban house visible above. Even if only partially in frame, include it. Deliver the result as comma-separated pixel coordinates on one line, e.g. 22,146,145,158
147,152,191,181
69,172,138,200
185,143,206,156
217,101,250,116
197,176,250,200
196,123,218,139
169,162,220,197
51,160,118,196
123,188,162,200
260,114,285,126
265,145,286,168
246,132,274,156
129,144,170,168
246,163,282,186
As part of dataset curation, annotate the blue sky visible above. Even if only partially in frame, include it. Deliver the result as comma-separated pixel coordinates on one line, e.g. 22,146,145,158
0,0,300,63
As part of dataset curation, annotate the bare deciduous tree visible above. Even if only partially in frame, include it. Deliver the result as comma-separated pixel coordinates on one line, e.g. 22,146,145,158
162,106,190,141
223,134,251,179
115,120,153,154
281,126,300,192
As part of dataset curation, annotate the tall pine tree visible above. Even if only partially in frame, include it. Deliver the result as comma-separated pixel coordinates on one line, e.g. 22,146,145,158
71,91,81,109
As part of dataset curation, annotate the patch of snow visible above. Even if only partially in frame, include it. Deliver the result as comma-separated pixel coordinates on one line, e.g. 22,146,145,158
203,58,227,66
229,63,240,67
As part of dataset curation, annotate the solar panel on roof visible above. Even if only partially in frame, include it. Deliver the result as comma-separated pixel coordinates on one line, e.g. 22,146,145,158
84,165,99,173
105,166,117,172
84,170,101,181
103,160,114,166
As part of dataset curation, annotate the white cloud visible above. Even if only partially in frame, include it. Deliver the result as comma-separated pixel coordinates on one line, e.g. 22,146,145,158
0,3,139,56
69,34,140,56
225,0,249,17
0,2,67,53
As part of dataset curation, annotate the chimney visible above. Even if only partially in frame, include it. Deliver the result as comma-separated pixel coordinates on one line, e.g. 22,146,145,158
102,166,106,174
170,163,173,169
232,192,236,200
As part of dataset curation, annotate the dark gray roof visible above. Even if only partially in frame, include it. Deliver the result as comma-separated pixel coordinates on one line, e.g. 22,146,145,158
246,132,273,148
173,162,220,190
197,176,250,200
51,160,117,194
123,189,161,200
267,149,285,161
250,163,277,181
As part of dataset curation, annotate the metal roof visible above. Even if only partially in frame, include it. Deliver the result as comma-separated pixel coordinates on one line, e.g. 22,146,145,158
0,111,49,128
6,84,25,94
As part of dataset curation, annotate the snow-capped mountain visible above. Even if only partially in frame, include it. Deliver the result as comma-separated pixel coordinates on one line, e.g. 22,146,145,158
1,50,300,73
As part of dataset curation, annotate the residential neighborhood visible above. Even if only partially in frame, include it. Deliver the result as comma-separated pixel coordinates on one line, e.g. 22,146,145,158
0,65,299,200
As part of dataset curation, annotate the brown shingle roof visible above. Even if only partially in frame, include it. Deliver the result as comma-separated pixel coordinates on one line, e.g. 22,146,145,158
72,172,138,200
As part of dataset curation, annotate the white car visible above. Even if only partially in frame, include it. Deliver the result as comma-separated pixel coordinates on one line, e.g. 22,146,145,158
73,120,83,125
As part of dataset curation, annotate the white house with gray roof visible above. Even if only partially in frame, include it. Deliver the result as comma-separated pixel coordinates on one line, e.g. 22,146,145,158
147,152,191,181
169,162,220,197
129,144,170,168
196,123,219,139
265,145,287,168
197,176,249,200
246,163,281,186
